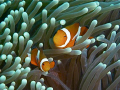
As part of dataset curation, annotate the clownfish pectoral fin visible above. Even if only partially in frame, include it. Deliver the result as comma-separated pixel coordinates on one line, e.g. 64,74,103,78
50,61,55,68
39,49,46,61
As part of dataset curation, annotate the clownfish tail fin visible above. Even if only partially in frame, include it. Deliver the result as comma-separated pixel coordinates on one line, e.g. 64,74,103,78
31,48,38,66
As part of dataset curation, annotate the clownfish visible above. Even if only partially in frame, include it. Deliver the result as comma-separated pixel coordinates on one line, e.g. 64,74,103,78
53,23,93,49
28,48,55,72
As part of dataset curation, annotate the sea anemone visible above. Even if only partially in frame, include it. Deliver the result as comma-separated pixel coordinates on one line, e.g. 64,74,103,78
0,0,120,90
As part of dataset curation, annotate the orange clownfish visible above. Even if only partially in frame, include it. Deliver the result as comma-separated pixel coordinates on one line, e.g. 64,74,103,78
28,48,55,72
53,23,93,49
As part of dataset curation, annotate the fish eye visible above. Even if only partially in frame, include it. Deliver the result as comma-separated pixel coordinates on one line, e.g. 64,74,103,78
64,36,66,37
42,63,44,65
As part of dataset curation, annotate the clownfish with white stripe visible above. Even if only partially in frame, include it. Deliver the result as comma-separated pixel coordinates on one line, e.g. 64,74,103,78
27,48,55,72
53,23,93,49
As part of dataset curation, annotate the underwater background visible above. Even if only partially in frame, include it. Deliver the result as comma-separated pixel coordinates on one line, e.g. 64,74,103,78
1,0,120,90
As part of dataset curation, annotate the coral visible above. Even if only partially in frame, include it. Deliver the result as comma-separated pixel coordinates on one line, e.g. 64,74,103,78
1,0,120,90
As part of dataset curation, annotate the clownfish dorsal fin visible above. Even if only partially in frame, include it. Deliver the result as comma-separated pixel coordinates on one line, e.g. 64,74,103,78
66,23,80,40
39,49,46,62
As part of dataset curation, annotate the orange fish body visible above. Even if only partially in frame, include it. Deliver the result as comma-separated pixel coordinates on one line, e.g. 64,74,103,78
30,48,55,72
53,23,93,49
